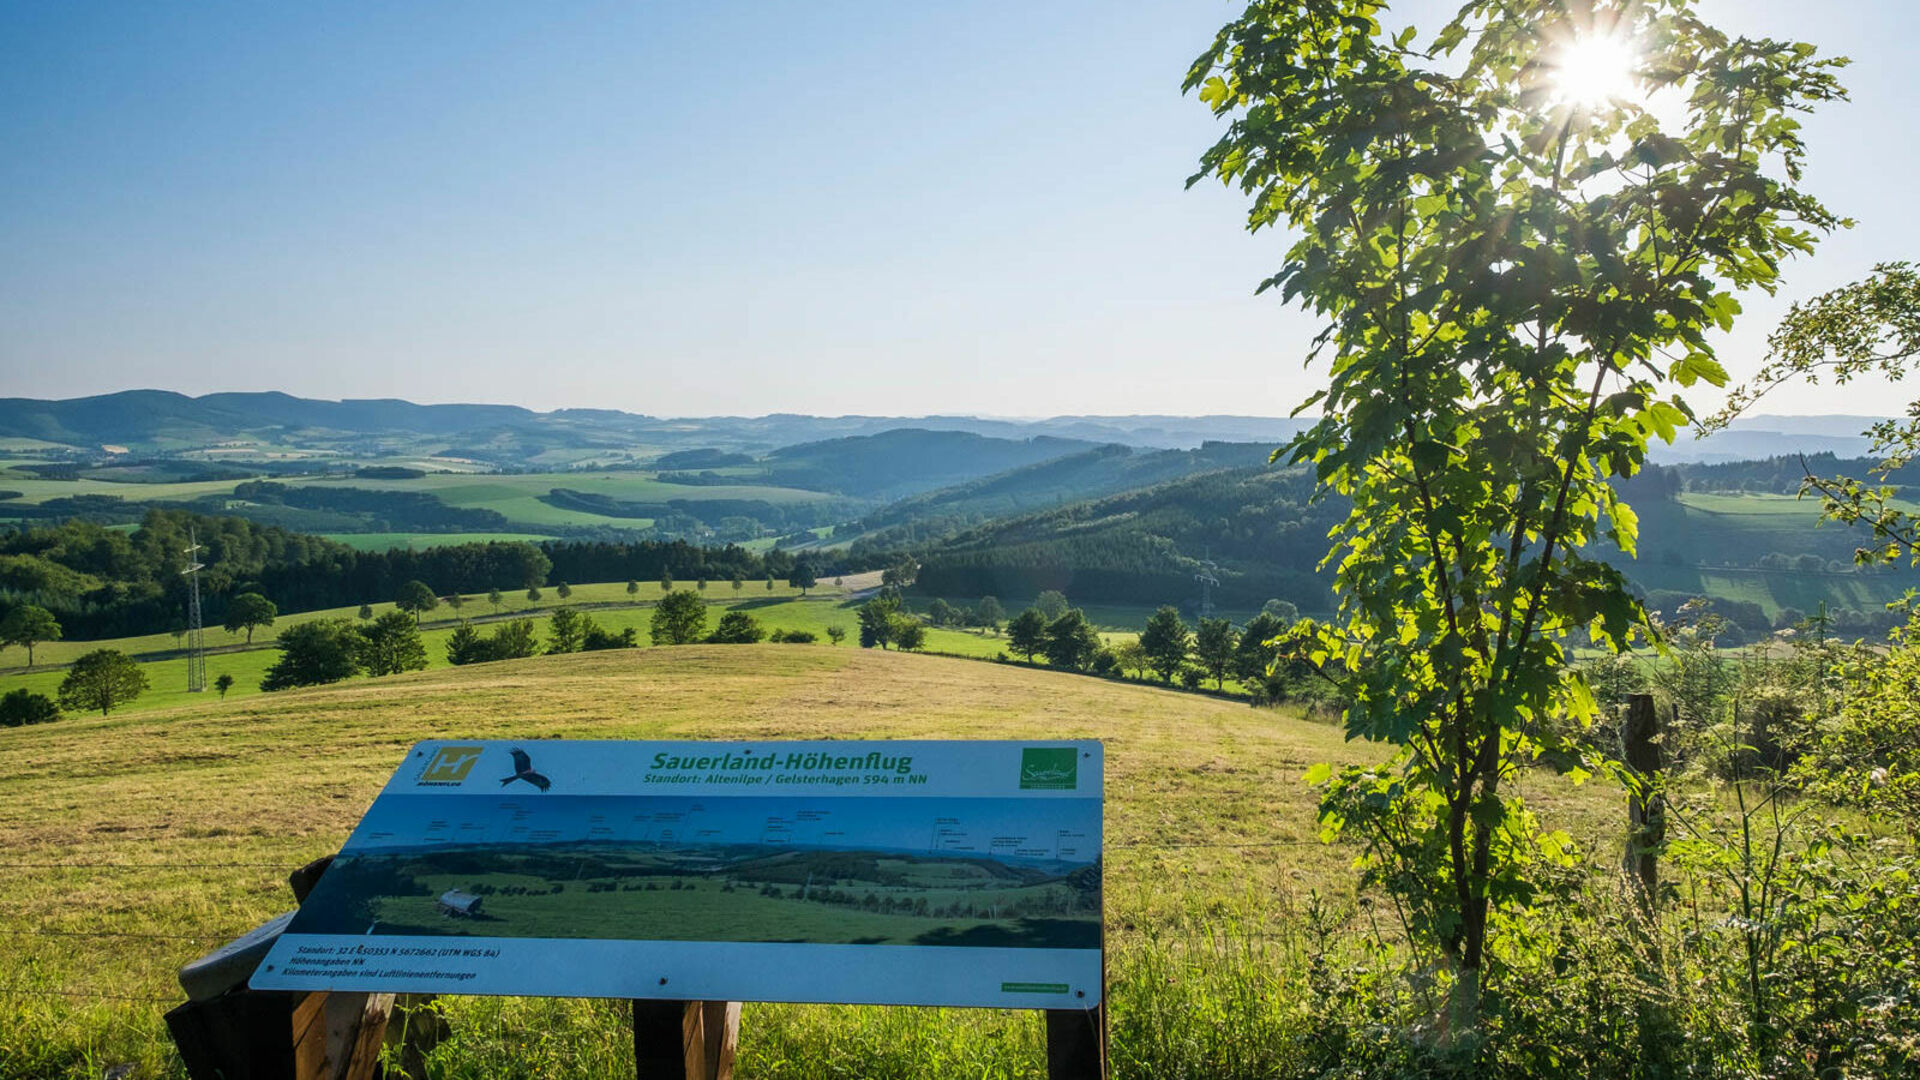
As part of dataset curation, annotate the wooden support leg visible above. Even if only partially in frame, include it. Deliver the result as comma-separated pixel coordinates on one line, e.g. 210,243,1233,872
1045,1005,1107,1080
293,990,395,1080
384,994,452,1080
632,1000,740,1080
164,991,299,1080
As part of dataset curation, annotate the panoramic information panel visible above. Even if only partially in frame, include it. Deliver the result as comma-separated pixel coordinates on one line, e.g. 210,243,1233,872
251,739,1104,1009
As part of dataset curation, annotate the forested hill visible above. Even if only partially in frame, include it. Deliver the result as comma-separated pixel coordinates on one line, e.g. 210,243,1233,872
907,464,1343,611
754,430,1097,499
847,441,1278,542
0,512,793,639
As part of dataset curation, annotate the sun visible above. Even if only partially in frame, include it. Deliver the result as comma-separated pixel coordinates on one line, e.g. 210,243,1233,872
1547,33,1641,110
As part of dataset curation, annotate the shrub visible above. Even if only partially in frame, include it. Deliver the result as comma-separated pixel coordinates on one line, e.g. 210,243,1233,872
708,611,765,644
0,688,60,727
261,619,363,690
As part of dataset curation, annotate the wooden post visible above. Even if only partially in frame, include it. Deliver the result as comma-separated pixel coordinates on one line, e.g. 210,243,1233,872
1044,1005,1107,1080
633,1000,739,1080
1620,692,1666,908
167,853,427,1080
165,992,299,1080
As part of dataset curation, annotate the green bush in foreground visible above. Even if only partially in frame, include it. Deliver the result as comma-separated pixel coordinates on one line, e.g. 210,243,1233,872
0,688,60,727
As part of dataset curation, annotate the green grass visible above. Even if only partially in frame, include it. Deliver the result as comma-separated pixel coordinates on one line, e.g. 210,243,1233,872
0,583,1306,715
286,472,838,528
0,645,1624,1079
0,467,839,531
317,531,558,551
0,581,1018,712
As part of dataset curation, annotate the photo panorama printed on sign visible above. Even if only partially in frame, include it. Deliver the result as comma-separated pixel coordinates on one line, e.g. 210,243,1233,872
250,739,1104,1009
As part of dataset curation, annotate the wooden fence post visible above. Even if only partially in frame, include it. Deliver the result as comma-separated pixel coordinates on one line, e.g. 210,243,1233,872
632,1000,739,1080
1620,692,1665,908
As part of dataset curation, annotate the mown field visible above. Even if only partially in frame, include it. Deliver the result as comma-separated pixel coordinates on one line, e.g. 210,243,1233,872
0,646,1620,1079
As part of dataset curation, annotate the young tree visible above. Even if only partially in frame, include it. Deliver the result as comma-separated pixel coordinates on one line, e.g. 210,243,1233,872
765,574,775,592
925,598,955,627
1194,617,1239,689
660,570,674,592
1033,590,1069,622
526,586,542,603
58,649,148,716
1190,0,1845,1023
650,590,707,645
1043,609,1102,671
697,577,708,591
261,619,364,690
222,592,278,644
891,617,927,652
490,618,540,660
731,573,744,592
359,610,428,676
213,673,235,699
358,603,374,621
0,688,61,727
826,625,847,646
881,556,920,590
1138,607,1190,683
445,593,466,613
707,611,765,644
1111,639,1150,680
395,580,439,624
0,604,61,667
555,581,572,600
976,596,1005,633
857,594,901,649
489,587,506,613
1006,609,1048,663
1234,612,1289,685
789,563,818,596
547,606,587,654
626,579,640,597
445,622,487,666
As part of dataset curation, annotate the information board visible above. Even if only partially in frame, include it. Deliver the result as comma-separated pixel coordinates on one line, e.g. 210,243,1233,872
251,739,1103,1009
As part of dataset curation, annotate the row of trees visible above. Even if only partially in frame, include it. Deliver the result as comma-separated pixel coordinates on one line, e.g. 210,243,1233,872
260,613,430,690
0,513,848,641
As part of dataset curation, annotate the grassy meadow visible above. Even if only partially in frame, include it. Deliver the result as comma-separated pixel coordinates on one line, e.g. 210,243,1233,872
0,464,840,532
0,645,1626,1079
0,580,1176,715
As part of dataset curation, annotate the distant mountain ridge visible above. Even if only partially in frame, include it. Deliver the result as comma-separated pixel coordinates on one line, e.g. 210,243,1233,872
0,389,1885,467
0,390,1318,455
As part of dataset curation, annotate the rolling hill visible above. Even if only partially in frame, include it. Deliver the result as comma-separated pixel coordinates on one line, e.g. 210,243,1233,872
2,644,1612,1078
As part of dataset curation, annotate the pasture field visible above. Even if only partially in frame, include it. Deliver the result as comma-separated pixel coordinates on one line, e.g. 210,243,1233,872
0,585,1019,714
0,646,1620,1080
285,471,839,528
0,463,841,531
317,531,560,551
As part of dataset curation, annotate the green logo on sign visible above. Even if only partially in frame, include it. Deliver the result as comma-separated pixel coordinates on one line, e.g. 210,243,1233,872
1020,747,1078,790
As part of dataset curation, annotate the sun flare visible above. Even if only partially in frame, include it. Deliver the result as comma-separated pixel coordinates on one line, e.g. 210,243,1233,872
1548,33,1641,109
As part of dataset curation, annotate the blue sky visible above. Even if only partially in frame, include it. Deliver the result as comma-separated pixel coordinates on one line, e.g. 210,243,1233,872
2,0,1914,417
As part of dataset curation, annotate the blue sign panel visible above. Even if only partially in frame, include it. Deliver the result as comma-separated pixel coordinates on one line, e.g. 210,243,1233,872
251,739,1103,1008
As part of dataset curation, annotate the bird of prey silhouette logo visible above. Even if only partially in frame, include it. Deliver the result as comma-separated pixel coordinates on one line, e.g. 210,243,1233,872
500,748,552,792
